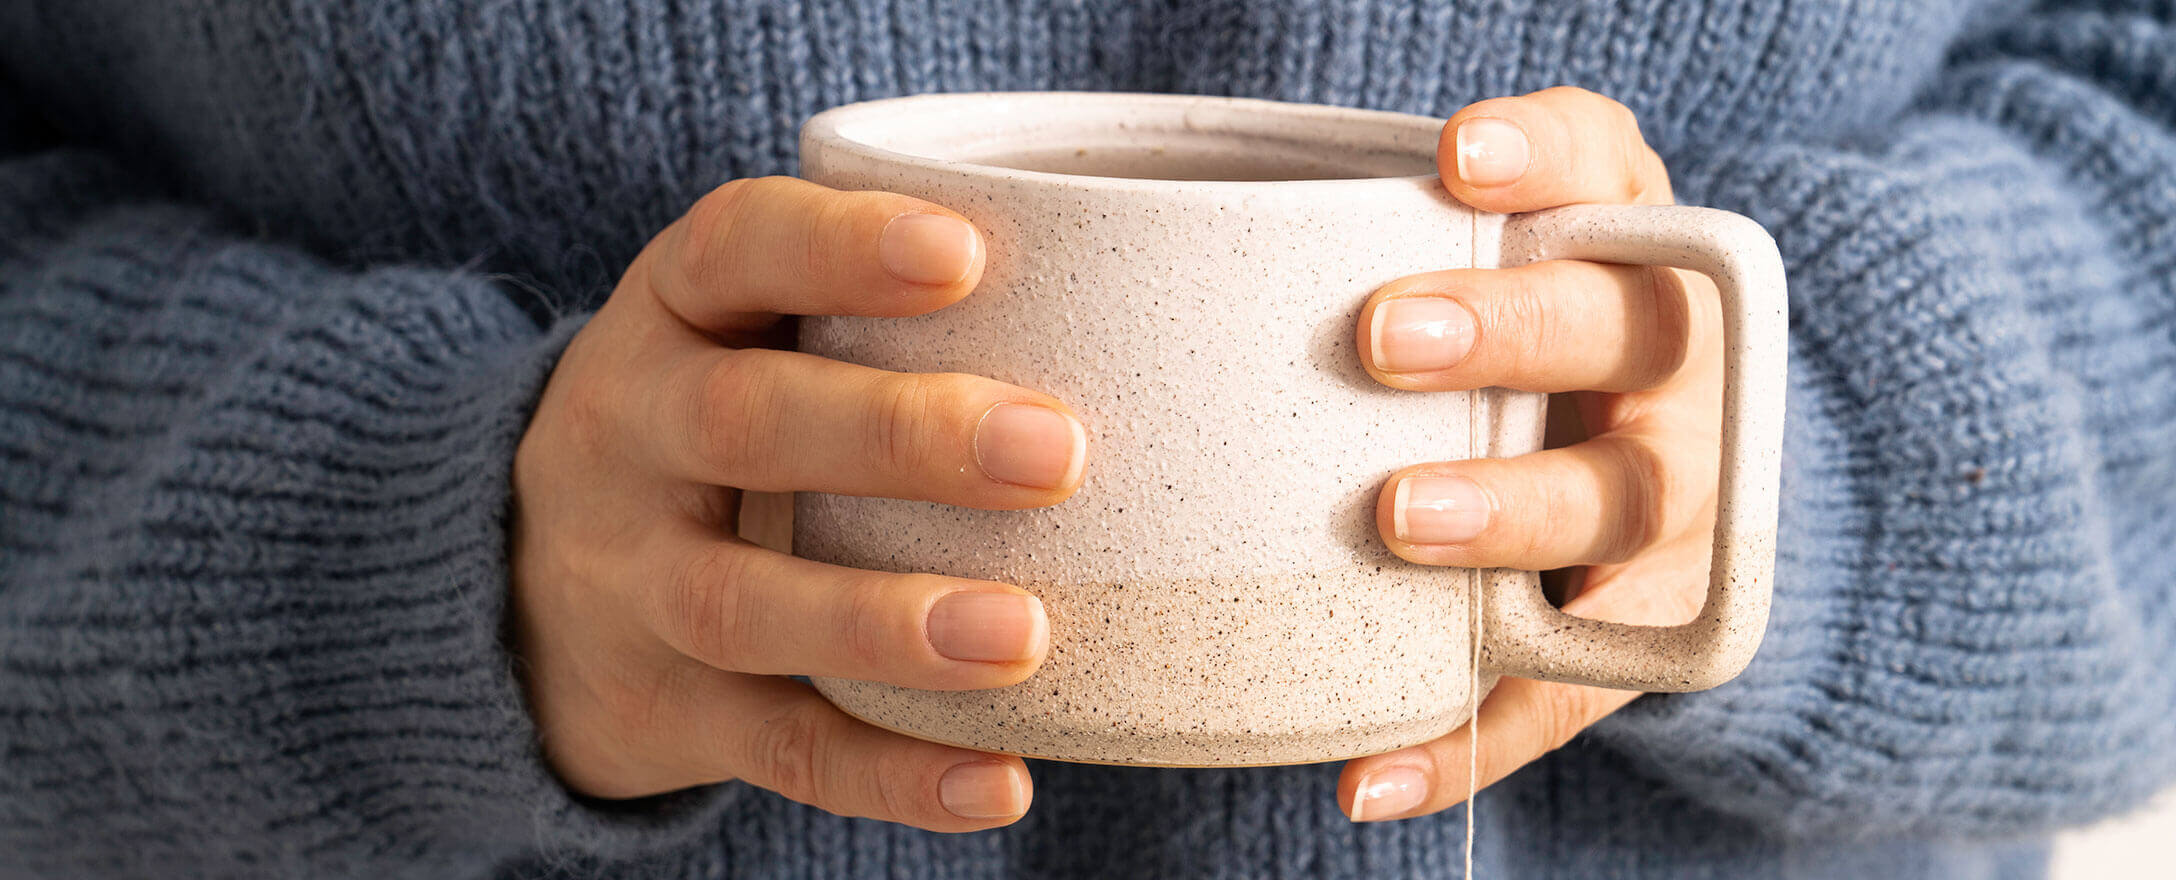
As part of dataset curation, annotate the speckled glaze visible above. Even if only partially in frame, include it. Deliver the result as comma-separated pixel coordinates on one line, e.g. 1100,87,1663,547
796,93,1787,766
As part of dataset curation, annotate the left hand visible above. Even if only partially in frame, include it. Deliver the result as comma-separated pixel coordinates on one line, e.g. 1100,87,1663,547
1339,87,1723,822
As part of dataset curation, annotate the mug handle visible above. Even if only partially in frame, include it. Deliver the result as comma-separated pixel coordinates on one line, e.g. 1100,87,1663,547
1478,204,1789,692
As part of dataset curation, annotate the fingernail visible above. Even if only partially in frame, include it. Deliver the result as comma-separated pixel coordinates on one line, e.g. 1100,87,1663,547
973,403,1086,489
1349,765,1430,822
879,213,978,285
1370,298,1476,373
1394,476,1490,544
1454,117,1530,187
927,591,1047,662
940,761,1028,819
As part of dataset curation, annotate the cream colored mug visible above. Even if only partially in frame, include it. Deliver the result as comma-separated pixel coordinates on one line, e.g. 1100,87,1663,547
794,92,1786,767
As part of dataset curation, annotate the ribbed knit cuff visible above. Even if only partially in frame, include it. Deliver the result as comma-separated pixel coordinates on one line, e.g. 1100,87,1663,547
0,233,736,875
412,308,745,862
135,290,744,871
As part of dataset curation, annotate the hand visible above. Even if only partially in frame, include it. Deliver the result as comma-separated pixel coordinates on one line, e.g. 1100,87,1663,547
510,176,1088,830
1340,87,1722,821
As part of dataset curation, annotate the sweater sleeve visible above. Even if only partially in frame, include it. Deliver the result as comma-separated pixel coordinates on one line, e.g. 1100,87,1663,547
1589,3,2176,839
0,132,734,875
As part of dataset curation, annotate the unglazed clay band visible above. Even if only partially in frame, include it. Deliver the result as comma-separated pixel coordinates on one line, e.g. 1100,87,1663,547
1483,204,1788,692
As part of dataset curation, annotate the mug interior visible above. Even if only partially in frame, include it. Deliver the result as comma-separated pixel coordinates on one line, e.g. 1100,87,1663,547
815,92,1441,183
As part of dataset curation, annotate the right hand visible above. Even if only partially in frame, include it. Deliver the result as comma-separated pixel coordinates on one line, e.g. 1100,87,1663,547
509,176,1087,831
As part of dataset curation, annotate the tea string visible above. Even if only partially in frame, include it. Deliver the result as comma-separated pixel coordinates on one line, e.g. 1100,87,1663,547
1464,387,1482,880
1466,557,1480,878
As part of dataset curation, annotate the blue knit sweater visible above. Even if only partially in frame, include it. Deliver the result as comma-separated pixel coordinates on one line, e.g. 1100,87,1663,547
2,1,2172,878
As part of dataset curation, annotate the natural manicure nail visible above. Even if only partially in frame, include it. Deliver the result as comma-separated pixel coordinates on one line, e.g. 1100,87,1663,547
1371,297,1476,373
940,761,1028,819
974,403,1086,489
927,591,1046,662
1454,117,1531,187
1394,476,1490,544
879,213,978,285
1349,765,1430,822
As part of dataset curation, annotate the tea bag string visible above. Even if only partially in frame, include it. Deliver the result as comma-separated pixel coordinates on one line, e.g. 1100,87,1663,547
1464,387,1482,880
1465,552,1480,878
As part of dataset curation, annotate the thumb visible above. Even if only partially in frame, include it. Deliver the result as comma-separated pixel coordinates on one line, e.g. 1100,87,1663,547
1438,86,1674,212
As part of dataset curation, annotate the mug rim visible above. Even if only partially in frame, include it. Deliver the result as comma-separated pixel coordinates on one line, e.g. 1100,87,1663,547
798,91,1449,194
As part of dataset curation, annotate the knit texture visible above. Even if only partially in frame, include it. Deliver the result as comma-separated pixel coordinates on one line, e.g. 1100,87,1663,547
0,1,2172,878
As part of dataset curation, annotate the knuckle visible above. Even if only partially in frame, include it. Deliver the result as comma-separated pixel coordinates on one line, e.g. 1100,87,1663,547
1495,268,1559,376
868,372,966,478
549,364,623,463
1514,474,1576,562
747,701,829,803
1530,90,1652,201
695,349,789,480
870,753,930,823
800,189,860,287
1607,439,1678,562
668,546,761,669
833,572,913,673
679,177,767,283
1630,266,1693,386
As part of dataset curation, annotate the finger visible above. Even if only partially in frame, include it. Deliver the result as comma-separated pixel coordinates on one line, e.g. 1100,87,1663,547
1437,86,1672,212
647,346,1087,506
721,677,1034,831
591,666,1033,831
639,522,1048,689
1338,676,1637,822
638,176,986,335
1376,430,1717,570
1358,260,1694,393
1335,556,1704,822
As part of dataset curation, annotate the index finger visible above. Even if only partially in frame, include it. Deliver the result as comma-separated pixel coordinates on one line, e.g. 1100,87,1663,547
637,176,986,335
1437,86,1674,213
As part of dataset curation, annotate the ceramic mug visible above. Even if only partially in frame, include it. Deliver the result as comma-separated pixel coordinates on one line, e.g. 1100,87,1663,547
794,92,1786,767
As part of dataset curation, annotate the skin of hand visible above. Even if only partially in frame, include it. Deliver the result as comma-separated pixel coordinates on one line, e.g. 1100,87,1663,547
510,176,1090,830
510,85,1711,833
1338,86,1724,822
